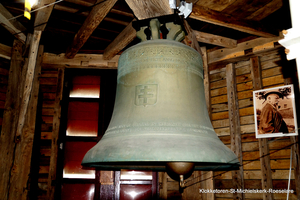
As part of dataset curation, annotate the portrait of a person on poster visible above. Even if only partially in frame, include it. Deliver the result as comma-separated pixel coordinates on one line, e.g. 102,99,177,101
253,85,298,139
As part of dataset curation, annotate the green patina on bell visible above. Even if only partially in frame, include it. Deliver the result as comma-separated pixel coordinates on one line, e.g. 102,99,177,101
82,17,240,180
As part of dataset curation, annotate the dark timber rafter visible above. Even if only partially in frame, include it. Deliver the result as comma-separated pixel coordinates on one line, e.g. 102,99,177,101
65,0,118,59
34,0,56,31
0,3,26,43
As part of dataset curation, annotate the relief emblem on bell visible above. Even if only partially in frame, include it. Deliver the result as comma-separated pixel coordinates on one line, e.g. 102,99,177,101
135,84,158,106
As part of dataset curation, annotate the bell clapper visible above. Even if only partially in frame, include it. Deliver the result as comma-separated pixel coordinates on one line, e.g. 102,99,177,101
179,175,184,188
166,162,194,190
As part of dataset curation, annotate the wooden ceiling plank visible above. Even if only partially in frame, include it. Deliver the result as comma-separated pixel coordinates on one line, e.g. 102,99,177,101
196,0,237,12
0,4,26,43
101,17,130,26
194,30,237,48
190,5,277,37
54,4,90,16
103,20,136,60
245,0,283,21
46,27,112,42
110,9,134,18
54,4,134,18
63,0,95,7
221,0,272,16
125,0,172,20
223,0,273,19
65,0,118,59
54,4,131,26
34,0,56,31
0,43,12,60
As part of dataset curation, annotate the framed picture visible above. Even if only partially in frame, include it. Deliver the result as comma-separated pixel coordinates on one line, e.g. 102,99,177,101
253,84,298,138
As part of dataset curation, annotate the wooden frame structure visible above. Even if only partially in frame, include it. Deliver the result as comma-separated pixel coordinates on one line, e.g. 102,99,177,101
0,0,299,199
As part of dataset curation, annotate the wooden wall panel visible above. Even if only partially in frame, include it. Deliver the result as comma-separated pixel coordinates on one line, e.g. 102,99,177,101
36,69,59,199
210,49,297,200
0,57,9,129
0,44,293,199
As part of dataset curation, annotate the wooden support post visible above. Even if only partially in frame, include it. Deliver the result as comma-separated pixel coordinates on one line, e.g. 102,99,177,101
114,171,121,200
159,172,167,199
0,31,42,199
258,138,273,200
183,23,215,199
184,22,216,200
0,39,24,200
9,44,43,200
152,172,158,199
290,136,300,199
202,46,214,200
47,68,65,200
226,63,244,200
0,43,12,60
284,64,300,200
250,56,273,200
15,30,42,143
183,20,202,54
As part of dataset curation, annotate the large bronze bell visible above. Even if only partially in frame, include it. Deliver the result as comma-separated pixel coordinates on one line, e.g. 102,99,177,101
82,18,240,181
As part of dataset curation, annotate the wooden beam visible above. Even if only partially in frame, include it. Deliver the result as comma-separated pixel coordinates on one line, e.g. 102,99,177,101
202,46,210,118
226,63,244,200
183,23,217,199
65,0,118,59
190,4,277,38
125,0,172,20
250,57,263,90
114,171,121,200
54,4,131,26
183,19,202,54
284,63,300,200
201,46,215,200
258,140,273,200
1,34,42,199
43,53,119,68
0,39,24,200
291,136,300,200
47,68,64,200
54,2,134,17
34,0,56,31
0,43,11,60
64,0,94,7
250,56,273,200
197,0,233,11
208,36,282,64
9,44,43,200
158,172,167,199
194,30,237,48
245,0,283,21
15,30,42,142
208,35,283,68
0,4,26,43
103,20,136,60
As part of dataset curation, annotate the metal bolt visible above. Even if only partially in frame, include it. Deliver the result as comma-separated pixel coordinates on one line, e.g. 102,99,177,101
285,49,290,54
282,30,288,35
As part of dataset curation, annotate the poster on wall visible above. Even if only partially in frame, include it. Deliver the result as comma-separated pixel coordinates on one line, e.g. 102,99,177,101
253,84,298,139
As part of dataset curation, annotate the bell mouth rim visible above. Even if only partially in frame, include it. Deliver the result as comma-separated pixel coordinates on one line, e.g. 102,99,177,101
81,161,240,171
